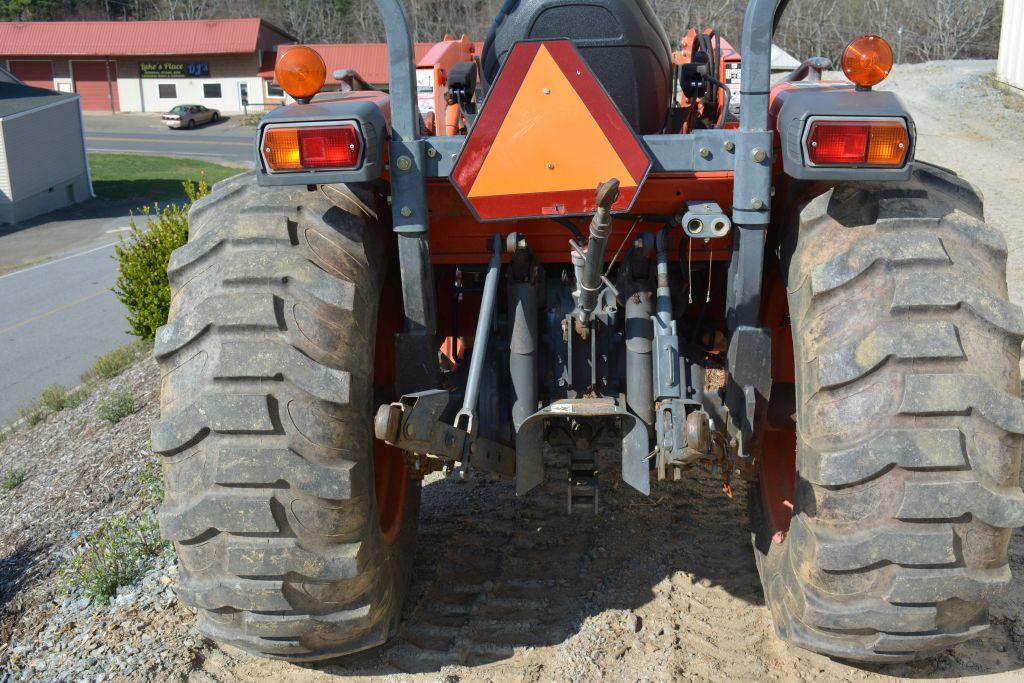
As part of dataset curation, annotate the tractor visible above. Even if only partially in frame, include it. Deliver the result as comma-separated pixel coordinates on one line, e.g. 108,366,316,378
152,0,1024,664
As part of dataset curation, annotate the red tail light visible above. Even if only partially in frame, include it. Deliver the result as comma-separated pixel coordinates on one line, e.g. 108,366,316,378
262,123,363,172
805,118,908,167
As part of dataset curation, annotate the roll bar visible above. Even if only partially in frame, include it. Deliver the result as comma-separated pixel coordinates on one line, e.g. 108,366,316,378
374,0,785,150
370,0,784,394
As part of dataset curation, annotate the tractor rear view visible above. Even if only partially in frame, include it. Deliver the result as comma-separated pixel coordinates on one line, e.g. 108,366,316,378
152,0,1024,664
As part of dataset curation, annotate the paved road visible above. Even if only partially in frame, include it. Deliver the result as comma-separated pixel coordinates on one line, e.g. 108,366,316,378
83,113,256,166
0,114,256,423
0,232,134,424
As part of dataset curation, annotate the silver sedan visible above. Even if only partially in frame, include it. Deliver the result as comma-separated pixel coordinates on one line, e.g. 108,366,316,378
162,104,220,129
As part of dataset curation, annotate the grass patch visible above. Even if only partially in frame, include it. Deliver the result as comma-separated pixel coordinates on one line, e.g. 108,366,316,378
7,341,149,431
63,513,169,602
38,384,88,412
17,402,48,427
138,458,164,504
82,340,151,385
98,389,137,425
15,383,88,426
88,153,238,202
2,467,27,490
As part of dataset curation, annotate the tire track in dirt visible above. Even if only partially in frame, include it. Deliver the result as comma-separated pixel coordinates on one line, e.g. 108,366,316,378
381,450,783,681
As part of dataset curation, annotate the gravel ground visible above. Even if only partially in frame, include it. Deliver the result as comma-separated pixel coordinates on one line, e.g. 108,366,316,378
2,60,1023,682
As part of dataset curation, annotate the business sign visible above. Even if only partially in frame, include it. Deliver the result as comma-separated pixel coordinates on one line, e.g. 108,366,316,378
139,61,210,78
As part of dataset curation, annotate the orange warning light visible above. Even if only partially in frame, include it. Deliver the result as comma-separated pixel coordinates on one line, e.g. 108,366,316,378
276,46,327,100
842,35,894,89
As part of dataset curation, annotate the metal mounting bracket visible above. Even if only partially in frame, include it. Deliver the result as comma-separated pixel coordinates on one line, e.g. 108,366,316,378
515,397,650,496
374,389,515,479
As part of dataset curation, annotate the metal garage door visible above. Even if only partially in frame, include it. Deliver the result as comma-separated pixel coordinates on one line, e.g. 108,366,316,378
71,60,118,112
8,60,54,90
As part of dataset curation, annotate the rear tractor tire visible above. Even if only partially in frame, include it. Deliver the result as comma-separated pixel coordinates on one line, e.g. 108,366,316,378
753,163,1024,662
152,173,418,660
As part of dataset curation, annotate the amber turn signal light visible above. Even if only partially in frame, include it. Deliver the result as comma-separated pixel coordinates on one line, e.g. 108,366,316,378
275,46,327,100
805,119,908,167
842,34,894,88
262,124,363,172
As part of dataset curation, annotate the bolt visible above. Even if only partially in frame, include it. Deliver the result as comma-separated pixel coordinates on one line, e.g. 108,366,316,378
264,147,271,154
427,147,437,158
396,155,412,171
699,147,711,159
451,153,458,161
723,140,735,153
547,162,555,170
751,198,764,210
751,148,767,163
543,87,551,94
400,206,412,217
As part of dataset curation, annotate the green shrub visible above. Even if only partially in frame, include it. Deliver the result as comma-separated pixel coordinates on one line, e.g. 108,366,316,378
81,340,151,384
114,178,209,340
138,457,165,504
1,467,27,490
98,388,137,425
17,383,91,426
0,422,16,443
63,387,89,410
39,385,70,412
63,513,169,602
17,402,48,427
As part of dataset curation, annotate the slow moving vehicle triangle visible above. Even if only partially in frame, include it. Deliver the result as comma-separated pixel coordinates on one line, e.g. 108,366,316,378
451,39,651,220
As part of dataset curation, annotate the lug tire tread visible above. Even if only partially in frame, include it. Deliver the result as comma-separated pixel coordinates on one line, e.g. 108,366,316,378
753,163,1023,662
153,173,417,661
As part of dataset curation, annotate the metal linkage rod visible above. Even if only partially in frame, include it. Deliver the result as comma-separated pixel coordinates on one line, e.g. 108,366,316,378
455,234,503,435
576,179,620,324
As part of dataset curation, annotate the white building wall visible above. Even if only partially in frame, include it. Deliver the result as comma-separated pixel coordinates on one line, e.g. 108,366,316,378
114,54,269,113
0,97,91,223
998,0,1024,91
0,118,10,202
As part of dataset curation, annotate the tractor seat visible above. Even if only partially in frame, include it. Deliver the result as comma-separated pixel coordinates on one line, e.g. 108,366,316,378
480,0,673,134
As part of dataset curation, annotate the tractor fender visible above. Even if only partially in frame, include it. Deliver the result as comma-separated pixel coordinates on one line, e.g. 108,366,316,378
771,82,917,182
256,91,390,186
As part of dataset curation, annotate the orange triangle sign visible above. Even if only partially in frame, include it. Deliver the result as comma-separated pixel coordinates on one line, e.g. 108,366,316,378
451,40,651,221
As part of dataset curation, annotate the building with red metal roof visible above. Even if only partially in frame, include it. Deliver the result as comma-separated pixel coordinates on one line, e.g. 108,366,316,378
0,19,296,113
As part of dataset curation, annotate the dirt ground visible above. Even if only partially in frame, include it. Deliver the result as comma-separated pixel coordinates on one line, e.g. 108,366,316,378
2,60,1023,682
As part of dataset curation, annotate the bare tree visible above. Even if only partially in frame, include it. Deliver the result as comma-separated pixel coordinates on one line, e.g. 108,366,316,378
152,0,214,20
54,0,1004,65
